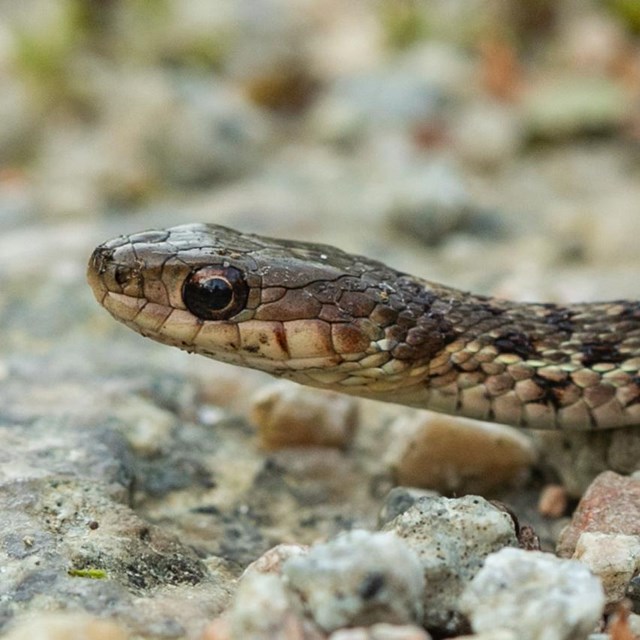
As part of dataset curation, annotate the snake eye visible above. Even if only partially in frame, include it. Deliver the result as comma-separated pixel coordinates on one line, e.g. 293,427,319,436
183,266,249,320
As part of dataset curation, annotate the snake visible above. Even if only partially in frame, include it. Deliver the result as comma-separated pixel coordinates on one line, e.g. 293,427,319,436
87,223,640,431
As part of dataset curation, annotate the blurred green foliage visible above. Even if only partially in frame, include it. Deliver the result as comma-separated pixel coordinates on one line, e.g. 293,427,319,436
607,0,640,32
379,1,430,50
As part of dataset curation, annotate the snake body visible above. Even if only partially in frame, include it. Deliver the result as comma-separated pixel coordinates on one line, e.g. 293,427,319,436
88,223,640,431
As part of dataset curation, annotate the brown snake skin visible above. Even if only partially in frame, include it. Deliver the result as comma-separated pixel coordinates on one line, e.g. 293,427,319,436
87,223,640,430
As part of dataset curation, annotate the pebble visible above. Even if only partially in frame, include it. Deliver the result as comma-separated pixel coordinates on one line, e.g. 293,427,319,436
0,76,36,165
385,413,536,495
534,430,640,497
147,78,270,185
573,532,640,604
455,632,517,640
328,624,432,640
451,101,524,169
556,471,640,558
460,547,605,640
522,76,630,140
377,487,440,528
249,381,359,450
282,530,425,632
537,484,569,518
383,495,518,635
3,614,129,640
227,572,312,640
559,11,628,73
311,67,444,132
242,543,309,578
384,161,476,247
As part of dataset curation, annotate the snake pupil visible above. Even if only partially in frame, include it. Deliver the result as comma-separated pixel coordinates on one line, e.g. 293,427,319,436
183,266,249,320
202,278,233,309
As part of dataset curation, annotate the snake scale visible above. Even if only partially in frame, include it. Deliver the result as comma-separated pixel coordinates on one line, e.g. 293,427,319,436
88,223,640,431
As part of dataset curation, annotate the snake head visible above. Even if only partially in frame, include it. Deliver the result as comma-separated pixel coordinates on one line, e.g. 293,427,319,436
88,223,451,398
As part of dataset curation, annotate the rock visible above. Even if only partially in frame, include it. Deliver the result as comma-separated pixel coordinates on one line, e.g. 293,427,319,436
283,530,425,632
460,548,605,640
573,532,640,604
0,476,221,637
328,623,432,640
385,413,536,495
242,543,309,577
537,484,569,518
534,430,640,497
384,162,477,247
604,600,638,640
556,472,640,558
147,78,269,185
311,68,444,132
250,382,359,450
377,487,440,528
455,632,517,640
522,76,631,140
383,495,518,635
0,75,37,165
451,101,524,169
559,11,628,73
228,572,312,640
3,613,129,640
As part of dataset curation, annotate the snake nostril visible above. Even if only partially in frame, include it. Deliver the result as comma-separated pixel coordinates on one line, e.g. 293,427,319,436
89,246,114,275
114,264,133,287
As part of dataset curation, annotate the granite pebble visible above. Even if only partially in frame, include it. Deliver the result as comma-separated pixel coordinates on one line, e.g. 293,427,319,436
283,530,425,633
383,495,518,635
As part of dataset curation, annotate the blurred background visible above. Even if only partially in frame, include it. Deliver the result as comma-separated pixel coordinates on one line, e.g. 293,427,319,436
2,0,640,397
3,0,640,389
2,0,640,286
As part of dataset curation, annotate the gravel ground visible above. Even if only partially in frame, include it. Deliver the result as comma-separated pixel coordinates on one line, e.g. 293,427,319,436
2,2,640,639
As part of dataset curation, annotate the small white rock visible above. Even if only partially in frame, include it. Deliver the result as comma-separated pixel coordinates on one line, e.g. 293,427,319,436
573,532,640,603
230,572,307,640
460,548,605,640
283,529,425,632
329,622,432,640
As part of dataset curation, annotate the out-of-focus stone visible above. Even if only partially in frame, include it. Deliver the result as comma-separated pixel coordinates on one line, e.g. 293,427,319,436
385,413,536,495
451,101,524,169
228,572,312,640
242,543,309,578
537,484,568,518
147,79,270,185
328,623,432,640
534,430,640,497
522,76,630,140
460,548,605,640
573,532,640,604
559,12,628,73
384,162,475,247
378,487,439,528
250,382,359,450
557,471,640,558
3,614,129,640
384,495,518,635
283,530,425,633
454,631,517,640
